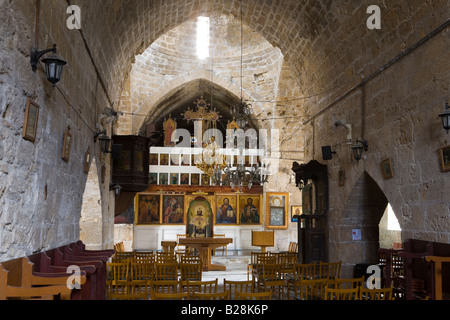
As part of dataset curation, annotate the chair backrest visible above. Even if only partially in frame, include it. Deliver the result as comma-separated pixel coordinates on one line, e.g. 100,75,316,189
296,278,329,300
130,262,154,281
180,254,201,264
112,251,134,263
359,287,394,300
107,262,129,281
294,263,317,280
251,252,268,265
324,287,359,300
180,262,203,281
156,251,177,263
236,291,272,300
154,263,178,281
223,279,255,299
133,251,154,263
330,277,364,289
152,292,189,300
193,291,229,300
260,264,283,281
150,280,181,295
176,234,189,252
187,279,218,294
318,261,341,279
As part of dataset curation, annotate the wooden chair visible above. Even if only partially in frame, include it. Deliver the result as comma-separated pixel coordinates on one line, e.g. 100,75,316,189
252,253,277,282
106,262,133,300
257,263,285,300
293,278,329,300
288,242,298,253
193,291,229,300
149,280,181,300
154,262,178,281
248,251,268,280
324,287,359,300
236,291,272,300
176,234,189,254
180,262,203,282
213,234,227,256
130,262,153,299
359,287,394,300
286,263,317,299
114,242,125,253
425,256,450,300
224,279,255,300
318,261,341,279
152,292,189,300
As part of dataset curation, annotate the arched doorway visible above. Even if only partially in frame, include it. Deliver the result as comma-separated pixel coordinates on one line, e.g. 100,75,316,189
80,156,103,250
331,172,390,277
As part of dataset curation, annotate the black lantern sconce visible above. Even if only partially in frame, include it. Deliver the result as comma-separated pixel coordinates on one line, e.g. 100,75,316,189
352,139,369,162
30,44,67,87
109,184,122,197
439,102,450,134
98,135,112,154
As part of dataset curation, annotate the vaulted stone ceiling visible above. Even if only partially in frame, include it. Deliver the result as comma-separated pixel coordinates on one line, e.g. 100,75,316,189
73,0,448,122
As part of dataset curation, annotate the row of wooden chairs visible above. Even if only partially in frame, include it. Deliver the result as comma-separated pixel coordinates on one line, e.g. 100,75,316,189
289,276,394,300
248,251,298,281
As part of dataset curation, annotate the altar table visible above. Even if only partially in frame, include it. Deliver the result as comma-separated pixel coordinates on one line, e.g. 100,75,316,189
179,237,233,271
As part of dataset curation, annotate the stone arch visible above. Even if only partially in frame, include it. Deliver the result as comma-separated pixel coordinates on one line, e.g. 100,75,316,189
132,76,266,136
330,171,390,277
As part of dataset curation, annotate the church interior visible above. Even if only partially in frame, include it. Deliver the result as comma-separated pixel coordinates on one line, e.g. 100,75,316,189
0,0,449,302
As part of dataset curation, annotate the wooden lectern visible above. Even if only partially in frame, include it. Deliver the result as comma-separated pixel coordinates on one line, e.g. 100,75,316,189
251,231,275,252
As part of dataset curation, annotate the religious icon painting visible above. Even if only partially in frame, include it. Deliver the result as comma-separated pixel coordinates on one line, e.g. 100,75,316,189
162,195,185,225
238,195,262,225
22,98,39,143
160,154,169,166
170,173,179,185
135,194,161,225
266,192,289,230
185,195,214,238
159,173,168,185
201,174,210,186
149,173,158,185
191,173,200,186
215,195,238,225
180,173,190,185
149,153,159,166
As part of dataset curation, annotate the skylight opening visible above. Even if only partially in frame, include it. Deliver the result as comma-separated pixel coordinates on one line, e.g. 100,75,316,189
197,16,210,59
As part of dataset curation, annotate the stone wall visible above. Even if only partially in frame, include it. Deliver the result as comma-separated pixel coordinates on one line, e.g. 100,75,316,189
0,1,114,262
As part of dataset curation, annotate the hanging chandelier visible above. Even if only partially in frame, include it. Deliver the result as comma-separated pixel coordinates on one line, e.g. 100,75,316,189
196,136,228,185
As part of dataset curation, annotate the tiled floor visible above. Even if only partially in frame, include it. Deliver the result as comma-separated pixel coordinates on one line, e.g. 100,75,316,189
202,254,251,294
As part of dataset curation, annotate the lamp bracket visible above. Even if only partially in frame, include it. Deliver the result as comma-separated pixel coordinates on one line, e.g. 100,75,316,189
30,44,57,71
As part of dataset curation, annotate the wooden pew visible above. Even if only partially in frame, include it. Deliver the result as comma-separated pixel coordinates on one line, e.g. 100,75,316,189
46,247,102,300
62,245,110,300
72,240,115,257
28,252,93,300
0,257,81,300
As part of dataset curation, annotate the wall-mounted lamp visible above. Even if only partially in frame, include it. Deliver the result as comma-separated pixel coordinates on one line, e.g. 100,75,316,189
98,135,112,154
109,184,122,197
439,102,450,134
352,139,369,162
30,44,67,87
94,129,107,142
